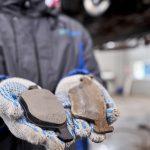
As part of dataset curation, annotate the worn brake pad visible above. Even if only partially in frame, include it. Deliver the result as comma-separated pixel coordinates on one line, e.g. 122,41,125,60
20,89,73,142
69,77,114,134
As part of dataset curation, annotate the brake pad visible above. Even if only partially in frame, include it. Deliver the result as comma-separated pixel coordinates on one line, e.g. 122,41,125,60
69,77,114,134
20,89,73,142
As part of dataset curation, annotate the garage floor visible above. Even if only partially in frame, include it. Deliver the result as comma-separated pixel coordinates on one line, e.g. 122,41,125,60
89,95,150,150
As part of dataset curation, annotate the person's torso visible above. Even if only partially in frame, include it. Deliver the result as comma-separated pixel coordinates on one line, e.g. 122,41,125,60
0,13,83,91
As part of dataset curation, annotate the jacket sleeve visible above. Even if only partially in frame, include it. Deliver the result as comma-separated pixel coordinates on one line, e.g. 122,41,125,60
81,28,103,83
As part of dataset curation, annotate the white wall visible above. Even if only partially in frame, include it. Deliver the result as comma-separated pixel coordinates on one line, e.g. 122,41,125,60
94,49,126,87
94,44,150,95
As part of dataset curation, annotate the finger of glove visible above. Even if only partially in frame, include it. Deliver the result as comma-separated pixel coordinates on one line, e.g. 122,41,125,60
19,119,65,150
73,118,91,138
65,110,75,137
89,123,105,143
2,114,65,150
89,131,106,143
43,131,65,150
101,88,119,124
106,108,119,124
100,88,119,124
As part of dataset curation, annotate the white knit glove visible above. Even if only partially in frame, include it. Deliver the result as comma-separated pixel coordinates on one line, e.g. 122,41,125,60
0,78,74,150
55,75,119,143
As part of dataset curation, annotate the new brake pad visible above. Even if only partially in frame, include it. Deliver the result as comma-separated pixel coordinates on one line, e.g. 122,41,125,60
20,89,73,142
69,77,114,134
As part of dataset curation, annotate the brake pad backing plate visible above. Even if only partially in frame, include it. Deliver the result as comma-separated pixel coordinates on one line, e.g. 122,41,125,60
20,89,73,142
69,77,114,134
20,89,66,125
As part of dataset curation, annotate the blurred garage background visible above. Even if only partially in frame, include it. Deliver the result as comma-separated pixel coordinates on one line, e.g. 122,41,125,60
62,0,150,150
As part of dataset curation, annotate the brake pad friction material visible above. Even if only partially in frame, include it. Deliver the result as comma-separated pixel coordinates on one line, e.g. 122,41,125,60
69,77,114,134
20,89,73,142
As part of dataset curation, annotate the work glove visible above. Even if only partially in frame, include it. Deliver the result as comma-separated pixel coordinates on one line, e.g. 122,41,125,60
0,77,74,150
55,74,119,143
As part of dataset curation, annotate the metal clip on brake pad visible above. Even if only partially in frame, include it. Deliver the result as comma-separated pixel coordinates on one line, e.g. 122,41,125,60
69,77,114,134
20,89,73,142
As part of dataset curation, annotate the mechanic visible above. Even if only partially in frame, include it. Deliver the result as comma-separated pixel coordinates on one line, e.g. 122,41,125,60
0,0,118,150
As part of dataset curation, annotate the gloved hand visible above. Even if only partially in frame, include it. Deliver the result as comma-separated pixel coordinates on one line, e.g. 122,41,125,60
0,77,74,150
55,74,119,143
